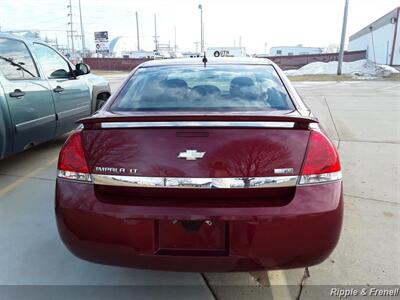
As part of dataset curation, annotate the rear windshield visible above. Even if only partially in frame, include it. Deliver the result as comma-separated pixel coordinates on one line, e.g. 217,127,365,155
110,65,294,112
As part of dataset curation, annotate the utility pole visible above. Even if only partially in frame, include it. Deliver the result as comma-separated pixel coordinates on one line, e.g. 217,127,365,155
369,26,377,63
136,11,140,51
337,0,349,75
67,0,75,59
198,4,204,53
66,25,70,52
78,0,85,57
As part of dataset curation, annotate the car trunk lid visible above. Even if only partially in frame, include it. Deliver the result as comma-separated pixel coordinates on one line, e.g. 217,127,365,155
79,112,315,176
82,126,310,178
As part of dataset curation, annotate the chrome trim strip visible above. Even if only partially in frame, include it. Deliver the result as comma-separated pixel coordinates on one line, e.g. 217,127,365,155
57,105,90,120
91,174,299,189
100,121,295,129
15,114,56,131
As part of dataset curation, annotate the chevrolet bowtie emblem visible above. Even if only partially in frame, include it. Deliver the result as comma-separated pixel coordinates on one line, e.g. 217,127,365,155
177,150,206,161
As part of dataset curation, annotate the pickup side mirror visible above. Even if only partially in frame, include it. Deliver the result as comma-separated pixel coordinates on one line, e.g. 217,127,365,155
50,69,72,78
75,63,91,76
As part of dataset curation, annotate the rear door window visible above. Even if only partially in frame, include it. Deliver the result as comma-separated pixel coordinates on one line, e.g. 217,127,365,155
111,65,294,112
0,38,39,80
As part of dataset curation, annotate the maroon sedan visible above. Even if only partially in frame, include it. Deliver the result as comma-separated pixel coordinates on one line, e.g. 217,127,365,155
55,58,342,272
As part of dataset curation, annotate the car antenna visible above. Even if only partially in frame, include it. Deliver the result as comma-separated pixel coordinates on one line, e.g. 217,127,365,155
202,52,207,68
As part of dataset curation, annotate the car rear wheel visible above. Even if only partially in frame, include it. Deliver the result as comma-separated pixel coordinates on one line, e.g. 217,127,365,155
95,93,110,111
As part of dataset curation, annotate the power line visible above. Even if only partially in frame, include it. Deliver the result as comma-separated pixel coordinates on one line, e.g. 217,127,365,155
24,16,65,28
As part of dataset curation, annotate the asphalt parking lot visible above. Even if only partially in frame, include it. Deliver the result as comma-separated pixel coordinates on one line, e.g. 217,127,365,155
0,74,399,300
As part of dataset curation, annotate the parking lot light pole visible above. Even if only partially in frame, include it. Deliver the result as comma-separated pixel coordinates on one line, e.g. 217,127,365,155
136,11,140,51
153,14,159,51
337,0,349,75
198,4,204,53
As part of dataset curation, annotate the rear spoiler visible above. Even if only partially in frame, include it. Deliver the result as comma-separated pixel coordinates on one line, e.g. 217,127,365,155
78,115,318,130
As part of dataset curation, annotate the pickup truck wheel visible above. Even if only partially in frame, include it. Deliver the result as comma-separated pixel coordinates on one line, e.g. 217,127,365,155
95,93,110,111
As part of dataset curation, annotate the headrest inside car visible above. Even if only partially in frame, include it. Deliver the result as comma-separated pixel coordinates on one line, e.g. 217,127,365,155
162,79,188,89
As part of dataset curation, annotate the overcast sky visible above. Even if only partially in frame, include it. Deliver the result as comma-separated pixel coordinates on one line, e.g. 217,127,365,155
0,0,399,54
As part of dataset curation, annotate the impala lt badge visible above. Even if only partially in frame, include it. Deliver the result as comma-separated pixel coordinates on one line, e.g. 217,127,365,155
94,167,139,174
177,150,206,161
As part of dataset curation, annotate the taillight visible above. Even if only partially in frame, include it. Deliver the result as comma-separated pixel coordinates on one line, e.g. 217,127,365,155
299,130,341,185
57,131,91,182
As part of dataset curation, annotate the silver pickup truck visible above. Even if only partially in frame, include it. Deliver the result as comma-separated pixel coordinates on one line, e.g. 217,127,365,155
0,33,111,159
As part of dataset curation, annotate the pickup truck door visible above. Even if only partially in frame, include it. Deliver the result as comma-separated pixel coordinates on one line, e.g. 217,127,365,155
32,43,91,136
0,37,56,153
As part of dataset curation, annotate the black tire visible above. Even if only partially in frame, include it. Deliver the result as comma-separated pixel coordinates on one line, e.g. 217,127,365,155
95,93,110,111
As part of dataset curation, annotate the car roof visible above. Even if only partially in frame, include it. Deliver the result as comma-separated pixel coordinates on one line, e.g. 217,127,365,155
0,33,41,45
140,57,274,67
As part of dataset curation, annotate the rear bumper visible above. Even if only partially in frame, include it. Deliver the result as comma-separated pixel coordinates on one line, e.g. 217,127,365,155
55,179,343,272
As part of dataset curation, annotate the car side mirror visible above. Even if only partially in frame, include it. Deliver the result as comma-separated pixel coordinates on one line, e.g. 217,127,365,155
50,69,71,78
75,63,91,76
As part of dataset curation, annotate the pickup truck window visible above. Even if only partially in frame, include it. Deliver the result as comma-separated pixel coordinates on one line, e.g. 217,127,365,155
33,43,71,79
0,38,39,80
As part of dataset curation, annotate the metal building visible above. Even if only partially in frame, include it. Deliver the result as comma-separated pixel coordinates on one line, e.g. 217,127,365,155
348,7,400,65
269,46,323,56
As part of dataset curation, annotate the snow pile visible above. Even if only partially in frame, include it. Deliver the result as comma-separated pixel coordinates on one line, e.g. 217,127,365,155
285,59,399,77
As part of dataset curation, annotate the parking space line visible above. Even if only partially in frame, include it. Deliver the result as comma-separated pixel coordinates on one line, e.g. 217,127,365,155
267,270,292,300
0,157,58,198
379,83,400,91
344,193,399,205
323,96,341,148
